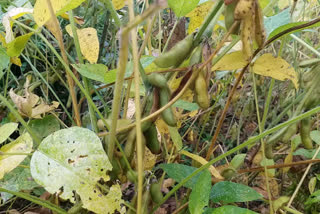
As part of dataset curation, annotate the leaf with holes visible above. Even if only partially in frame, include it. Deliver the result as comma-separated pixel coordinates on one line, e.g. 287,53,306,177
0,133,33,179
30,127,123,214
0,122,18,145
66,25,99,64
168,0,200,17
186,1,214,34
33,0,86,26
252,53,298,89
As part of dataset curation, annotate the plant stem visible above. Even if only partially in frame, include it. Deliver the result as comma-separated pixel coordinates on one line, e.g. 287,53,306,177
103,0,121,27
151,106,320,213
46,0,81,126
68,10,98,133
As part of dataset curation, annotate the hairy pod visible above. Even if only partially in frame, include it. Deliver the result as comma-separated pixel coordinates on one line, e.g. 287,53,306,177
265,143,274,159
195,70,210,109
144,123,161,154
150,182,164,203
234,0,255,20
281,123,298,143
254,0,266,48
189,44,203,66
159,88,177,126
147,73,168,89
154,33,194,68
124,128,136,162
301,117,313,149
241,16,255,60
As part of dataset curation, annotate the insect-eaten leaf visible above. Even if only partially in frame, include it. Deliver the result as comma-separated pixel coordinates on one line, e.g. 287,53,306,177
212,51,247,71
30,127,124,214
6,33,34,57
252,53,298,89
33,0,86,26
0,122,18,145
66,25,99,64
186,1,214,34
0,133,33,179
9,78,59,119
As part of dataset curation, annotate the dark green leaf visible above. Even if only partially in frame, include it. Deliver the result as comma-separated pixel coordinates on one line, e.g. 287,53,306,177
210,181,262,203
72,63,109,83
305,189,320,206
173,100,199,111
210,206,258,214
26,115,60,140
189,170,211,214
158,163,201,188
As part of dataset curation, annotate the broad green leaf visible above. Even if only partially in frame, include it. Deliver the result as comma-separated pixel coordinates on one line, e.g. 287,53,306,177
305,189,320,206
0,46,10,71
0,122,18,145
211,206,258,214
294,148,320,159
0,133,33,179
310,130,320,145
26,115,60,140
73,63,108,83
261,158,275,177
210,181,262,203
186,1,214,34
0,158,38,202
268,21,320,40
66,26,99,64
189,170,211,214
212,51,247,71
34,0,87,26
264,8,290,36
272,196,290,212
6,33,34,57
252,53,298,89
168,126,182,150
30,127,123,214
158,163,201,188
168,0,200,17
173,100,199,111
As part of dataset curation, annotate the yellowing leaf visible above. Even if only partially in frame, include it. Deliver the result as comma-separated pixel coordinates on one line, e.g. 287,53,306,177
33,0,86,26
180,150,223,179
0,133,33,179
6,33,33,57
2,7,33,43
66,25,99,64
212,51,247,71
112,0,126,10
282,151,293,173
253,53,299,89
60,13,84,25
133,147,157,170
0,123,18,145
186,1,214,34
10,57,22,66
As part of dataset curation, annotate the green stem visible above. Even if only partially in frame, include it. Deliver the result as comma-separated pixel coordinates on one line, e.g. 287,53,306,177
261,79,274,130
0,188,67,214
68,10,98,133
102,0,121,27
151,105,320,213
290,34,320,57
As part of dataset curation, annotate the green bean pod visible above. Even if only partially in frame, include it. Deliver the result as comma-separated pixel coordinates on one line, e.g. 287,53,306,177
301,117,313,149
189,45,203,66
265,143,274,159
124,128,136,162
195,70,210,109
147,73,168,89
159,88,177,126
144,124,161,154
281,123,297,143
154,34,194,68
225,0,240,34
150,182,163,204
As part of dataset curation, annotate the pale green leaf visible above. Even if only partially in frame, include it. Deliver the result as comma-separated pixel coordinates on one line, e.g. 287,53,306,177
6,33,34,57
0,133,33,179
189,170,211,214
168,0,200,17
168,126,182,150
0,122,18,145
73,63,108,83
210,206,258,214
30,127,123,214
